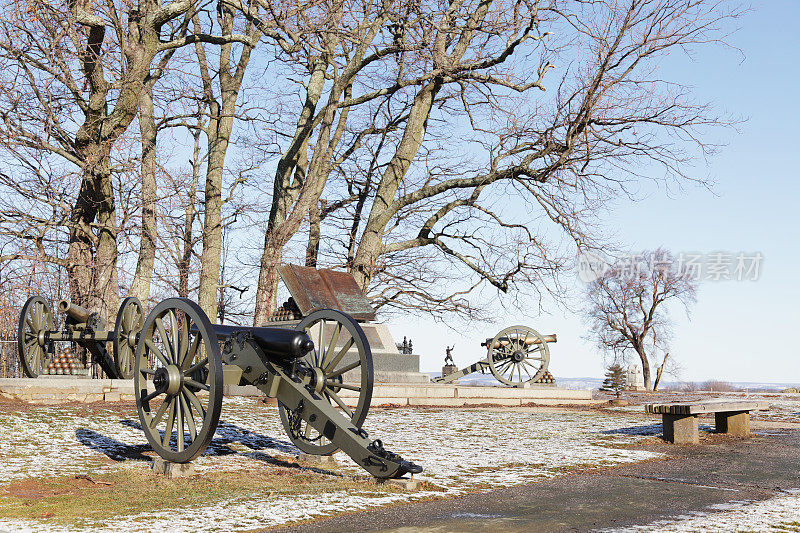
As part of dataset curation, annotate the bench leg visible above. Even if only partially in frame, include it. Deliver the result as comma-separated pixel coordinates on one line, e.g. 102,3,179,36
715,411,751,437
662,414,699,444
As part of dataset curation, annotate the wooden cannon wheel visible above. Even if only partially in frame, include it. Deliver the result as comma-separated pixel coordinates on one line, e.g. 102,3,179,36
279,309,374,456
487,325,550,387
134,298,223,463
112,296,144,380
17,296,53,378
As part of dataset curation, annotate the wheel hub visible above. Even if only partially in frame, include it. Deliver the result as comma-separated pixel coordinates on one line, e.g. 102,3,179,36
512,350,525,363
153,365,183,396
312,367,326,393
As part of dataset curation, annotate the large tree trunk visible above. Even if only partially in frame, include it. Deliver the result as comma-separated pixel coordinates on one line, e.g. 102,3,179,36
636,346,652,390
254,235,284,324
198,89,237,322
130,83,158,304
305,200,324,268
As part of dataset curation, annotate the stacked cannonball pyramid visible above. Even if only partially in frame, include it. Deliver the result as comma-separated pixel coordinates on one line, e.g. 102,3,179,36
534,370,556,384
46,347,83,375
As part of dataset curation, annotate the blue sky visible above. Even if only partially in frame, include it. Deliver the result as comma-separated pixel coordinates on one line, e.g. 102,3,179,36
388,1,800,383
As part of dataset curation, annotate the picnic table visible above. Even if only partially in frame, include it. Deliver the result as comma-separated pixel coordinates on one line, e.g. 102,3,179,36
645,399,770,444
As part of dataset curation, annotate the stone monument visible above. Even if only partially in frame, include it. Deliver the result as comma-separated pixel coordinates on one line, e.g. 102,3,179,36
626,363,645,391
268,264,429,383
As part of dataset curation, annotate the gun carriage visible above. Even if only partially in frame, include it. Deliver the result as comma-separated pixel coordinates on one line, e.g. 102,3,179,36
432,325,557,387
17,296,144,379
133,298,421,478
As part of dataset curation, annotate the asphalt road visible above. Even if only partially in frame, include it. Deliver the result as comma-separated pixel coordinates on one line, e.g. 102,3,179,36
270,428,800,532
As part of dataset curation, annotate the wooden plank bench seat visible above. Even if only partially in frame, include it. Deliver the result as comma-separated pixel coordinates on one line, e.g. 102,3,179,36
645,400,770,444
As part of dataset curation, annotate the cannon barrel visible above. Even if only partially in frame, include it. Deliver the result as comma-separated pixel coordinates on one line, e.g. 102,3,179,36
57,300,93,323
212,324,314,362
482,333,557,348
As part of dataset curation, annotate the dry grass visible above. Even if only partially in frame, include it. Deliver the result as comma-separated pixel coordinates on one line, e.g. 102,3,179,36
0,464,405,527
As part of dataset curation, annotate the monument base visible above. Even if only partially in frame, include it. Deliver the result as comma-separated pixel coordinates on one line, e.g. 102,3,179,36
441,364,458,383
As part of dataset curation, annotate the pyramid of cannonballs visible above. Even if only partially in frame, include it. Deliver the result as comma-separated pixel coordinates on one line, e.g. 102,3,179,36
534,370,556,384
46,347,82,375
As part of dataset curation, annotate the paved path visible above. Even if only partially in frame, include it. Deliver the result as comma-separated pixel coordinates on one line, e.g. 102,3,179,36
272,429,800,532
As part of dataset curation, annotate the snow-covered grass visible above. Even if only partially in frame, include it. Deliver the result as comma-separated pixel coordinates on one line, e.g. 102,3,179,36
0,398,663,531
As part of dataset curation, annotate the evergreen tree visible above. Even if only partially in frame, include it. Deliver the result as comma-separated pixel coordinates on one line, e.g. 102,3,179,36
601,364,627,398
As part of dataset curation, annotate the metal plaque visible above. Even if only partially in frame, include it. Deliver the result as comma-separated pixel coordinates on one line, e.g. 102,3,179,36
277,264,377,322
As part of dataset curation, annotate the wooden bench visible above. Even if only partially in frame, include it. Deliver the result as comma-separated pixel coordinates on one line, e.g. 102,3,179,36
645,400,770,444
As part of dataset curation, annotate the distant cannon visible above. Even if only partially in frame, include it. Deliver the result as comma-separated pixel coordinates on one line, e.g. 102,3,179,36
432,325,557,387
18,296,143,379
132,298,422,478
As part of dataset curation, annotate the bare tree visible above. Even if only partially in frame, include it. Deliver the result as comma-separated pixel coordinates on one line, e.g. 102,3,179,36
250,0,738,321
0,0,256,321
584,248,697,391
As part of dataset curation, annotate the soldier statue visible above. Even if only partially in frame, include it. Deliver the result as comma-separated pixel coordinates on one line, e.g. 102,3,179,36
444,344,455,366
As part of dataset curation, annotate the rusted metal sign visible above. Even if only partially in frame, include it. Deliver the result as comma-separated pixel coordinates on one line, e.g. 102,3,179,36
277,264,377,322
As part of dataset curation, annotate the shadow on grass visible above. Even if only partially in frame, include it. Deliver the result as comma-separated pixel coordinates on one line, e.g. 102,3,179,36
77,418,297,458
601,423,714,437
75,428,152,462
77,419,338,475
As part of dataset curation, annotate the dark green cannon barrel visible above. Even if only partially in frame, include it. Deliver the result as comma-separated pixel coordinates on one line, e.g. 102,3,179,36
211,324,314,363
57,300,93,323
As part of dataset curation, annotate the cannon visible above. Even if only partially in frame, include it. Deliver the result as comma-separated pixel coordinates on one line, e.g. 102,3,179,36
17,296,144,379
132,298,422,479
431,325,557,387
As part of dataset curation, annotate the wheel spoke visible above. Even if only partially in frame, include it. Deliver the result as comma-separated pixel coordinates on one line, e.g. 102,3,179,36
324,337,354,373
170,310,182,363
333,382,361,392
141,389,163,404
155,317,175,364
183,388,206,421
322,324,342,369
182,332,201,370
303,421,312,439
496,359,513,372
178,317,189,369
325,359,360,379
146,339,170,367
163,399,176,447
184,378,210,391
179,393,196,441
522,360,539,375
185,357,208,375
149,399,170,429
176,398,185,452
326,389,354,418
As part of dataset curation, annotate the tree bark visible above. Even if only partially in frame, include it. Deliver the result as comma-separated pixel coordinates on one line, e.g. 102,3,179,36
653,352,669,391
305,200,324,268
636,345,652,390
130,82,158,304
